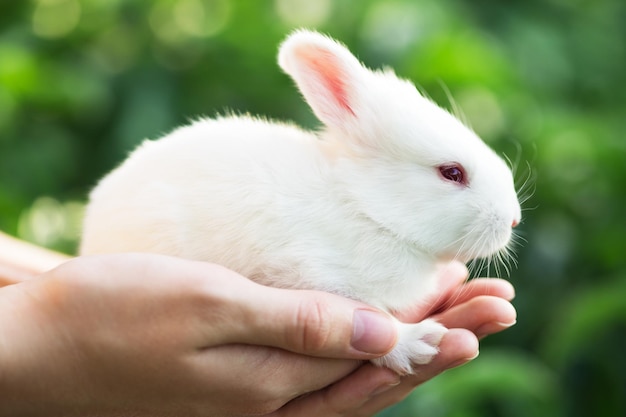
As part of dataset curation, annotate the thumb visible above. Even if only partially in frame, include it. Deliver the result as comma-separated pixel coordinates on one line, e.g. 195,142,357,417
217,278,398,360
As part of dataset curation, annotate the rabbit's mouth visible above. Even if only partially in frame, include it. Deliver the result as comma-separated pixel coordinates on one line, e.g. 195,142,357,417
452,222,519,277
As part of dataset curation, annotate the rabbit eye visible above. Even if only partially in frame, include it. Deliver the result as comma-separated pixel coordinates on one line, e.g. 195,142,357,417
438,164,467,186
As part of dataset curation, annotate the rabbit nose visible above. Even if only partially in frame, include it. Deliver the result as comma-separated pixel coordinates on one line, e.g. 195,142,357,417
512,219,519,228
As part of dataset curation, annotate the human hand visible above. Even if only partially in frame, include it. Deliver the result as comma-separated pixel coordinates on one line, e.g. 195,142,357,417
270,262,517,416
0,253,398,417
0,253,515,417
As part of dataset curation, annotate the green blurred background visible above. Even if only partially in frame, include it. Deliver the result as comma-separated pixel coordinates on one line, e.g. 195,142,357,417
1,0,625,416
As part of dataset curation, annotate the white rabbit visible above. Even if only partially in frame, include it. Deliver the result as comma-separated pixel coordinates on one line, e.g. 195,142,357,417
80,30,521,375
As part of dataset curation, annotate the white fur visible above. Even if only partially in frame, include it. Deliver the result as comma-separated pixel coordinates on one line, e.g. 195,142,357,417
81,30,521,374
373,319,448,374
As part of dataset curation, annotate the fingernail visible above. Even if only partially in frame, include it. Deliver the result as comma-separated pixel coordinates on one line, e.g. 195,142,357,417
448,350,479,369
476,320,517,339
503,285,516,301
352,309,397,354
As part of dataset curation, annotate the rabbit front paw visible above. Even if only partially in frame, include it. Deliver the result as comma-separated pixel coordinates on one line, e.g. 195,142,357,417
371,319,447,375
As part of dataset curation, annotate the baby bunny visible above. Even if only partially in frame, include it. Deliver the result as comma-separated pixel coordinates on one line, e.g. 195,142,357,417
80,30,521,374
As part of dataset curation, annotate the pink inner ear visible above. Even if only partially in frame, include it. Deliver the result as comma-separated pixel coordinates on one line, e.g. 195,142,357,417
298,46,356,116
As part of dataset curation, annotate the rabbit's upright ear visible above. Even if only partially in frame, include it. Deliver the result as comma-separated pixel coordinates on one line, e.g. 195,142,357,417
279,30,367,130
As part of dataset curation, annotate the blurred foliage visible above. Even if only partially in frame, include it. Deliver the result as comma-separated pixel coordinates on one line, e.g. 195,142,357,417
1,0,625,416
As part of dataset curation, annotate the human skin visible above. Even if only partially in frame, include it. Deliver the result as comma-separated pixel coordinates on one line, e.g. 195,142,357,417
0,253,515,417
284,267,517,417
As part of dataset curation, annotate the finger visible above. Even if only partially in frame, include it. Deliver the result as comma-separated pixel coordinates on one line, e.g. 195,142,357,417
441,278,515,309
397,276,515,323
433,295,517,337
270,364,400,417
462,277,516,300
281,329,478,417
355,329,478,416
437,261,470,290
195,266,398,359
189,343,362,412
242,285,398,358
394,261,469,322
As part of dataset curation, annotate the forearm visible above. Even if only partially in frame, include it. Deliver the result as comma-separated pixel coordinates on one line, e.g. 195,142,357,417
0,232,70,286
0,263,36,287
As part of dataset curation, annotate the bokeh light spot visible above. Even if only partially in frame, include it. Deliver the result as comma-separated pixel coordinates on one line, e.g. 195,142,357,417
175,0,232,38
32,0,81,39
275,0,331,27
